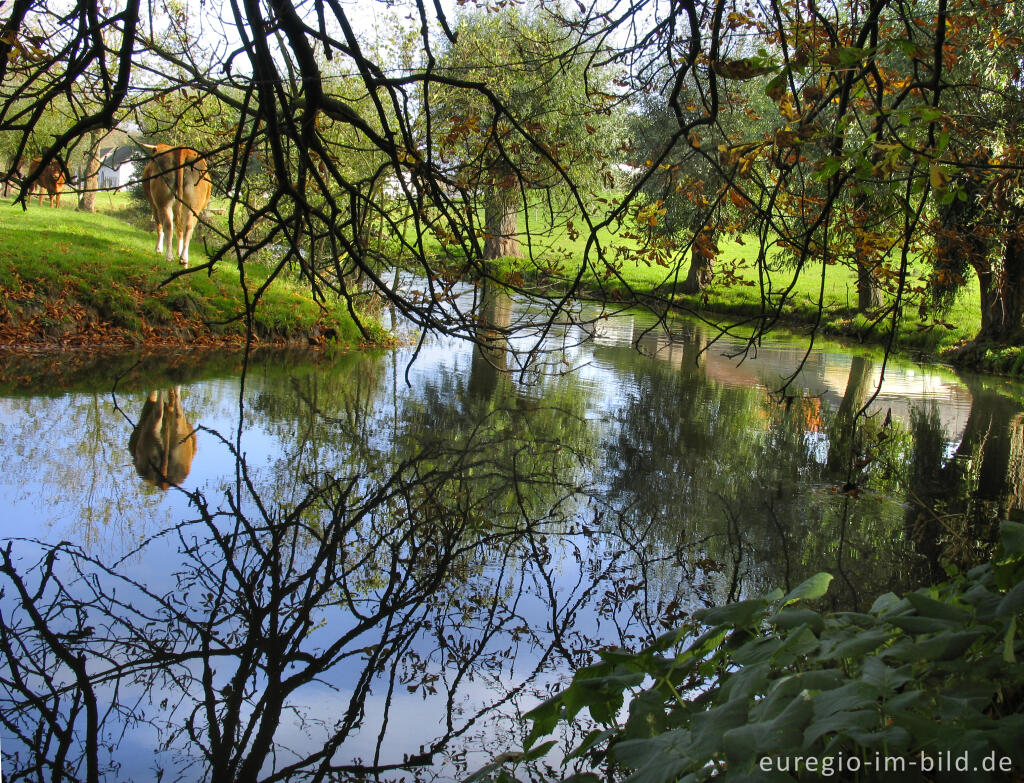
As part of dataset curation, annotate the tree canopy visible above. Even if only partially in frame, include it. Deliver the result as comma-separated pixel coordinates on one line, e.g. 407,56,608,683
3,0,1024,352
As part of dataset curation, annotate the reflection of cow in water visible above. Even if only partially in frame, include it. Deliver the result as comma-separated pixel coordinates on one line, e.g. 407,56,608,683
128,388,197,489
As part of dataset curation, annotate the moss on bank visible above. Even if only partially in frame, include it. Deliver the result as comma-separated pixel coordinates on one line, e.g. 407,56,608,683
0,201,386,352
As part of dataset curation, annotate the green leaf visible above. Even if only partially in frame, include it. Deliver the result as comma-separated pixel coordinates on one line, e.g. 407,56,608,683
723,692,812,767
884,629,987,662
518,740,557,763
847,724,911,751
996,581,1024,617
804,708,878,746
565,729,616,762
884,689,925,712
889,615,962,634
768,607,824,632
782,573,833,606
573,672,645,724
611,728,695,777
624,690,670,740
860,657,911,693
811,158,842,181
719,662,771,702
812,681,879,719
1000,521,1024,554
752,669,844,721
523,694,562,748
685,697,749,760
906,593,972,624
961,583,1002,618
1003,615,1017,663
732,636,783,666
778,627,822,660
819,628,892,660
890,710,940,745
869,592,906,616
696,598,769,627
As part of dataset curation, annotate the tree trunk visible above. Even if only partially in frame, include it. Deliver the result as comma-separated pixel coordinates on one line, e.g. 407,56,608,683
852,193,883,312
999,233,1024,337
978,266,1002,337
483,175,522,260
856,262,884,311
77,129,104,213
680,229,717,293
974,236,1024,341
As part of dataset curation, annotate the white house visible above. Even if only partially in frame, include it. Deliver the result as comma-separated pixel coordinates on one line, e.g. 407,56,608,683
97,146,139,190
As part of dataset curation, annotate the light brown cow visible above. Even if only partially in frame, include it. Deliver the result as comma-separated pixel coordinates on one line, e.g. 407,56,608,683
27,157,65,207
128,387,198,490
141,143,212,268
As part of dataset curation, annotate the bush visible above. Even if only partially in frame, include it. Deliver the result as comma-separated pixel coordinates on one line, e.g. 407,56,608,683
473,523,1024,782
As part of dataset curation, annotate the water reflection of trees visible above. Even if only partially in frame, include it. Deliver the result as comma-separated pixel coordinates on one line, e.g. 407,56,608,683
0,321,621,780
0,417,620,780
905,375,1024,580
596,333,928,610
8,323,1024,777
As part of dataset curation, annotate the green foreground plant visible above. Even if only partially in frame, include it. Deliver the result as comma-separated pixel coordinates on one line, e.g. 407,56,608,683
472,523,1024,782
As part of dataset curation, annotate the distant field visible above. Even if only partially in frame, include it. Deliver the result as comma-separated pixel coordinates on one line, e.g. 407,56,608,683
480,203,983,356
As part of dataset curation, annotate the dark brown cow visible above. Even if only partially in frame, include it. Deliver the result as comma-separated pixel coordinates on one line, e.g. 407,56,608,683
27,157,65,207
128,387,197,490
2,157,25,197
141,143,212,268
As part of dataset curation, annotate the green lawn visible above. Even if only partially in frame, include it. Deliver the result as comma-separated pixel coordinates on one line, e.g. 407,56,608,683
0,197,380,347
11,188,988,365
474,203,984,358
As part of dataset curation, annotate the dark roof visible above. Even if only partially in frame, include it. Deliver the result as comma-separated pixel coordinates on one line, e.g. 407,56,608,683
101,145,141,168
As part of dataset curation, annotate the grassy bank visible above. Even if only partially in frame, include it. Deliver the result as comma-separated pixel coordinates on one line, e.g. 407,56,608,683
489,212,977,349
446,203,999,367
0,198,385,352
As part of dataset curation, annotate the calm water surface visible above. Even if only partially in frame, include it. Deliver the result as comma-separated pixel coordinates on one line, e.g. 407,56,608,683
1,305,1022,780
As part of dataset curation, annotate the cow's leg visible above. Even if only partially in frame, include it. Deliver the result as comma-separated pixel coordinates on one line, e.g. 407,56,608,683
160,207,175,262
179,215,198,269
154,213,165,254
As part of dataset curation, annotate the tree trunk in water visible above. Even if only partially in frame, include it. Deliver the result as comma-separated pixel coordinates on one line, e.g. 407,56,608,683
826,355,874,472
77,129,103,213
483,177,522,260
680,229,716,293
951,377,1024,528
468,279,514,401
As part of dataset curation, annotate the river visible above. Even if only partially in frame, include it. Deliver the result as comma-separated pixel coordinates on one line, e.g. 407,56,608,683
1,300,1021,780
